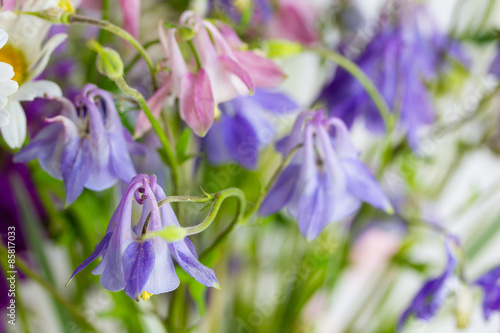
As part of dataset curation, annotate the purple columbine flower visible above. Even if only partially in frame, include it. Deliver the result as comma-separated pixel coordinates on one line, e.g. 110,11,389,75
67,174,219,301
475,265,500,320
203,89,297,169
318,5,468,149
15,84,140,206
398,237,461,330
259,110,393,240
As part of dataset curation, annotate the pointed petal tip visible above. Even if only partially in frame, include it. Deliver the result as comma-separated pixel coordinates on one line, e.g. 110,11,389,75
213,282,221,290
65,277,73,288
386,205,395,215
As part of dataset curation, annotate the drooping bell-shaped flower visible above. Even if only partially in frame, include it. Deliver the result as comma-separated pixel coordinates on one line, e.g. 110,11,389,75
203,89,297,169
398,237,461,330
259,110,393,240
15,84,140,206
135,11,285,138
475,265,500,321
318,4,468,149
67,174,219,301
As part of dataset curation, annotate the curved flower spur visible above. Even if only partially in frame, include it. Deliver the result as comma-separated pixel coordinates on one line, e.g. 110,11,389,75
66,174,220,301
15,84,141,206
260,110,394,240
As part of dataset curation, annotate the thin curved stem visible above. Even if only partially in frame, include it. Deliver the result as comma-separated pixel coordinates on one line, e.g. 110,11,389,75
67,14,157,86
141,188,246,245
115,77,180,194
307,47,394,132
141,195,213,236
185,188,246,236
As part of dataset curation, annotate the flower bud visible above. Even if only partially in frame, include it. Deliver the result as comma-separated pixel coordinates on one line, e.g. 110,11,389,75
87,40,124,80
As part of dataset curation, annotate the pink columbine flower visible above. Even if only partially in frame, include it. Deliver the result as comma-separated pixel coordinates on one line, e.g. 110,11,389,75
135,11,286,138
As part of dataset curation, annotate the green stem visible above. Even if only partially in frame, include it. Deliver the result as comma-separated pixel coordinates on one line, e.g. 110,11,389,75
125,39,160,73
307,47,394,132
143,189,246,241
114,77,181,194
66,14,157,87
0,244,99,333
184,188,246,235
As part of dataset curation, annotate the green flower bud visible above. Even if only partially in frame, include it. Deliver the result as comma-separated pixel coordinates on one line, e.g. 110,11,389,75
87,40,124,80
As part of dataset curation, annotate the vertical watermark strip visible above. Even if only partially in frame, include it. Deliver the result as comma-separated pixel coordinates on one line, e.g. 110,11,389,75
6,226,16,326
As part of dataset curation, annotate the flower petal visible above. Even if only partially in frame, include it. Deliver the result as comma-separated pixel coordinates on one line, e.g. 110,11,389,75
134,78,171,138
27,33,68,80
234,51,286,88
11,80,62,102
66,232,112,286
340,158,393,213
169,241,219,289
118,0,140,38
179,70,215,137
1,101,26,148
219,54,254,93
61,138,93,206
259,163,301,216
123,241,156,301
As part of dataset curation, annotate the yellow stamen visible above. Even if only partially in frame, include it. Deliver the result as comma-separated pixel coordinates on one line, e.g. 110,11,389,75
214,104,222,121
0,44,28,85
140,291,153,301
58,0,75,13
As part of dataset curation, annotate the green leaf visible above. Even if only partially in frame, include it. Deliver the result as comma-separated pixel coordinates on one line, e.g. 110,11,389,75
176,128,192,163
188,281,207,316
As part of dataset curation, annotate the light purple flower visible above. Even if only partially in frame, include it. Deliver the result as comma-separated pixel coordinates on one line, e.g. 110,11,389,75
15,84,139,206
475,265,500,320
203,89,297,169
319,5,468,149
398,237,461,330
259,110,393,240
67,174,219,301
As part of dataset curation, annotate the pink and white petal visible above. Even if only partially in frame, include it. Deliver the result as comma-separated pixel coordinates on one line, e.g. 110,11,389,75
1,0,16,10
118,0,140,38
27,33,68,80
134,78,171,138
159,25,188,96
214,22,246,49
179,70,214,137
219,54,254,93
234,51,286,88
1,101,26,148
12,80,62,102
202,21,236,57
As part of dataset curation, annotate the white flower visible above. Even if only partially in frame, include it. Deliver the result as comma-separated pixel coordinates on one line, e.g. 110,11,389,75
0,11,67,148
0,30,19,128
